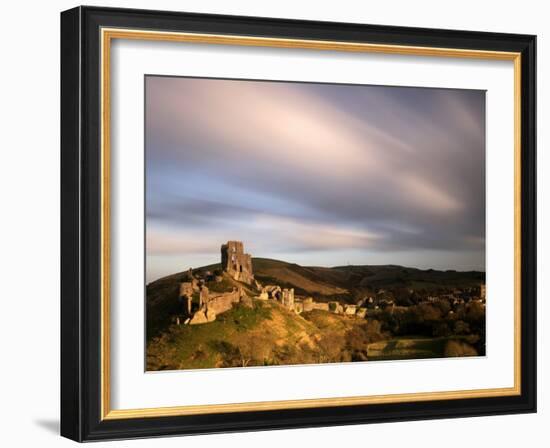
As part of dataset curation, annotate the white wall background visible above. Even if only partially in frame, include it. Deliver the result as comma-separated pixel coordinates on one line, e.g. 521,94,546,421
0,1,546,446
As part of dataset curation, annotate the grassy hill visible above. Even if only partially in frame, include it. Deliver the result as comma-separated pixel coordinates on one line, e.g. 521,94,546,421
146,300,384,371
147,259,484,338
146,258,484,369
146,298,479,370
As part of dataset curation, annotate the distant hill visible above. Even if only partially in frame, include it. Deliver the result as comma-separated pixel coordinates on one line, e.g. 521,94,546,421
251,258,348,297
152,258,484,298
251,258,484,302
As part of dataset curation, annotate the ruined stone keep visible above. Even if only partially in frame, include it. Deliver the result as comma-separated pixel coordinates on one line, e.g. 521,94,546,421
221,241,254,284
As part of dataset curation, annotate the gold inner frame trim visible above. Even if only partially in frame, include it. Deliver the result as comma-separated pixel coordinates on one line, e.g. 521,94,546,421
100,27,522,420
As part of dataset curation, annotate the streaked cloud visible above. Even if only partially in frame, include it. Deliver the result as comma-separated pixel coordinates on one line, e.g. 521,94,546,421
146,76,485,282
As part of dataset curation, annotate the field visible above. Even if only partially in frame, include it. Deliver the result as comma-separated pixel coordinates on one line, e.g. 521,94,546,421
366,336,479,361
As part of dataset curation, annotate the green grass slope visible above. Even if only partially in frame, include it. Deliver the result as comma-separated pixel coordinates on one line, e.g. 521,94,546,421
146,270,257,340
146,300,384,371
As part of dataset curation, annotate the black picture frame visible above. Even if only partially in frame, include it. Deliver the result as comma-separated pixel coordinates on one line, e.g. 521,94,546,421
61,5,536,442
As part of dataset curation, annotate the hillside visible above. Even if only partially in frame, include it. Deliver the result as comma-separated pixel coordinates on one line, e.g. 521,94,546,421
257,259,483,296
146,299,385,370
178,258,484,300
252,258,348,297
146,297,480,370
331,264,484,289
147,259,484,339
146,258,485,370
146,270,257,340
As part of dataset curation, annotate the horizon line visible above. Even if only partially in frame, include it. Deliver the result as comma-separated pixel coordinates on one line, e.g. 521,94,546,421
147,256,486,285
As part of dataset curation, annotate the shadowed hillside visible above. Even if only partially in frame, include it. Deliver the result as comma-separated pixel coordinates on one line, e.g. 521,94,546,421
251,258,348,298
252,259,482,301
255,258,484,301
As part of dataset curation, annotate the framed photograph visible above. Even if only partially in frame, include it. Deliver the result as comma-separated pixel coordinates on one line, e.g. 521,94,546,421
60,6,536,441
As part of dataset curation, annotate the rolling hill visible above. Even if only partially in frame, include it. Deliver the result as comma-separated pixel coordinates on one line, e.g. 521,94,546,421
146,258,484,370
175,258,484,300
146,258,484,338
251,258,484,301
146,299,388,371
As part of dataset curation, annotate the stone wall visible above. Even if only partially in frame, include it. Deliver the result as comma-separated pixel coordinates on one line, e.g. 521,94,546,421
344,304,357,315
199,286,209,307
188,288,243,325
281,288,295,309
179,282,194,315
328,301,344,314
263,285,281,300
206,289,242,315
302,297,314,312
310,302,330,312
179,282,194,297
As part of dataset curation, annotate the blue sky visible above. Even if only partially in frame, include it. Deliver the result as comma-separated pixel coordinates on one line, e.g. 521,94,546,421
145,76,485,282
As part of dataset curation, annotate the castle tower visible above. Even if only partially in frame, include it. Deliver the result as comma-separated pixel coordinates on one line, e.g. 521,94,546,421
281,288,295,310
221,241,254,284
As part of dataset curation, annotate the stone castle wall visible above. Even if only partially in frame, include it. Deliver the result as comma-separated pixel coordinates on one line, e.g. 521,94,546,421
186,288,244,325
310,302,329,312
301,297,329,312
206,289,242,315
281,288,295,309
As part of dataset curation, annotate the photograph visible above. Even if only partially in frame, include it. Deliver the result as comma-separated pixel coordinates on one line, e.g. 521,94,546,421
145,76,487,371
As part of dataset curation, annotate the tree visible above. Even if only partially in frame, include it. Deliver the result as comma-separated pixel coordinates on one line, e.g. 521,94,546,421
433,322,451,337
466,301,485,322
317,331,345,363
453,320,471,335
236,334,271,367
435,299,451,316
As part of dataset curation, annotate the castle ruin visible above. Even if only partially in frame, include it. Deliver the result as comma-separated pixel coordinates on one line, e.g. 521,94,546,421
221,241,254,284
177,241,368,326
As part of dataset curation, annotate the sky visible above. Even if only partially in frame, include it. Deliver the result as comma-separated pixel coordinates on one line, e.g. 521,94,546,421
145,76,485,283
